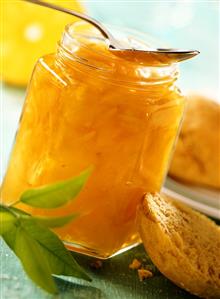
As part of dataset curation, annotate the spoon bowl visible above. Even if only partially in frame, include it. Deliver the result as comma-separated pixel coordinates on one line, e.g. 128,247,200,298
110,48,199,65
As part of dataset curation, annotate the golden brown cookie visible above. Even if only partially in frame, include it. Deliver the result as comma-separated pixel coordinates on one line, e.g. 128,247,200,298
138,193,220,299
169,93,220,189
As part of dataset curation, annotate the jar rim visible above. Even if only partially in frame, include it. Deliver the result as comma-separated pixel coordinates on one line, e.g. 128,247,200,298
58,21,179,87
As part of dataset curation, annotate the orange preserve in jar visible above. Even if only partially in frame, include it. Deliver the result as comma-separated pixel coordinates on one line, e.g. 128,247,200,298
1,22,185,258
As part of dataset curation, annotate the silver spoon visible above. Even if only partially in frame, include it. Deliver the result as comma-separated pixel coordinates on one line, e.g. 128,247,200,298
24,0,199,65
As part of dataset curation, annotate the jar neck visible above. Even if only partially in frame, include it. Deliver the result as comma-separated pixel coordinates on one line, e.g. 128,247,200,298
56,22,180,89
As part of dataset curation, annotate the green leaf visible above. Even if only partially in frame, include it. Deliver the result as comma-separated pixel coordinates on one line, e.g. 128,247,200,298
0,205,17,235
10,206,77,228
33,214,78,228
2,216,90,294
19,218,91,281
20,167,92,208
3,225,58,294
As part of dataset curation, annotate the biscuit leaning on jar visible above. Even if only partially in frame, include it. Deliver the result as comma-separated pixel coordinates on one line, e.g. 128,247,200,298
168,93,220,189
138,193,220,299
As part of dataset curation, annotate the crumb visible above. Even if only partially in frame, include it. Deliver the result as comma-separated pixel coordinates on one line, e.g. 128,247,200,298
90,259,103,269
138,269,153,281
129,258,142,270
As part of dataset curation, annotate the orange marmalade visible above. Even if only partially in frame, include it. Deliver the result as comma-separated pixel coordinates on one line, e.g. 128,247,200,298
1,23,185,258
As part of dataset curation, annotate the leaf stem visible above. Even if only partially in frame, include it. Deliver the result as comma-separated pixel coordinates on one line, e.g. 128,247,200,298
0,203,18,217
11,199,21,207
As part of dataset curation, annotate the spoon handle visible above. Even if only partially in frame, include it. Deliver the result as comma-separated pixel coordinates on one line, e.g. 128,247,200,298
23,0,121,48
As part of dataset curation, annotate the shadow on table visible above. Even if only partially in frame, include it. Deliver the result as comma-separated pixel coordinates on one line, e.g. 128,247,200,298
71,244,198,299
53,276,106,299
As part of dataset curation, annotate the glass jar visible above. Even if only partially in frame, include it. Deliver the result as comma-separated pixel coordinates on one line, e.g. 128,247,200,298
1,22,185,258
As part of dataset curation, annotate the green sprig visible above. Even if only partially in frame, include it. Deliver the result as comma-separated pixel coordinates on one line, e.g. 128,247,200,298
0,168,92,294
